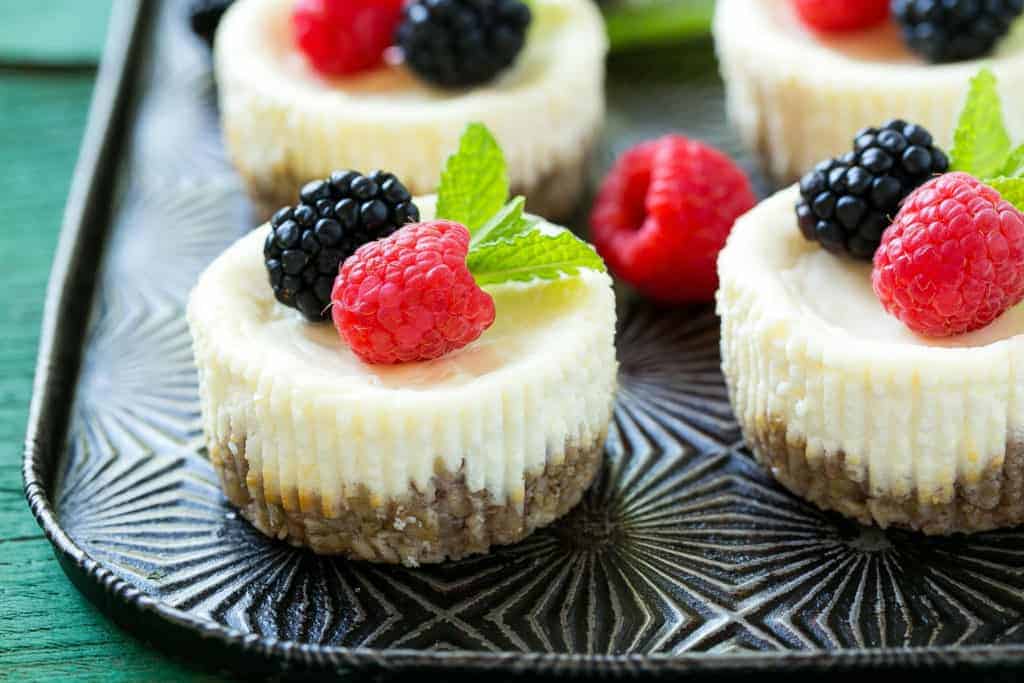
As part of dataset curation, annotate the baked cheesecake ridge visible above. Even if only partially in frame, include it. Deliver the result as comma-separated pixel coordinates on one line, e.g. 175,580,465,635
717,187,1024,534
714,0,1024,183
214,0,606,221
189,196,617,564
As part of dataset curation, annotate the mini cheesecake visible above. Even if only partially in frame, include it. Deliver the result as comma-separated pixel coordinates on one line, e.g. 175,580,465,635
214,0,607,221
718,186,1024,534
714,0,1024,183
188,198,617,565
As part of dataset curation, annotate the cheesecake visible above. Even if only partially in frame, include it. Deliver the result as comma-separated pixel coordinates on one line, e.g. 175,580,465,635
714,0,1024,184
214,0,607,221
187,196,617,564
717,186,1024,534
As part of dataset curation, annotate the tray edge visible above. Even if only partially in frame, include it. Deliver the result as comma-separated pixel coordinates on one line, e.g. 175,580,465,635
18,0,1024,675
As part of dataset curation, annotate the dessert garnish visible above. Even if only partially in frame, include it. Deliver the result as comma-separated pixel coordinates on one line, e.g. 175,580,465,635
796,120,949,258
332,221,497,364
792,69,1024,337
396,0,533,88
292,0,405,76
872,172,1024,336
790,0,1023,63
263,169,421,321
330,123,605,364
792,0,890,33
190,0,236,46
870,68,1024,336
893,0,1024,63
949,69,1022,179
289,0,533,85
589,134,755,302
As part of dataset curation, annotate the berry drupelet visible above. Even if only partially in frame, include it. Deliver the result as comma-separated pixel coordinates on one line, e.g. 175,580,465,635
590,135,756,302
792,0,891,33
292,0,405,76
873,172,1024,336
332,220,496,364
796,119,949,259
264,170,420,321
396,0,532,88
893,0,1024,63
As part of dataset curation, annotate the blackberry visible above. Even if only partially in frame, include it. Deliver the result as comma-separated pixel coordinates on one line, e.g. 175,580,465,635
396,0,532,89
893,0,1024,63
189,0,235,47
796,120,949,259
264,170,420,321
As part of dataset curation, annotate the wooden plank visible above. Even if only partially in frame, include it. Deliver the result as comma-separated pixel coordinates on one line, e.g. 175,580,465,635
0,72,210,681
0,1,113,65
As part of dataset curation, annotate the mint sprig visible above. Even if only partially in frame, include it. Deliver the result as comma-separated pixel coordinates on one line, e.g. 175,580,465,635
1003,144,1024,177
470,196,537,247
951,69,1013,179
947,69,1024,213
468,230,606,286
436,123,509,234
436,123,606,286
987,177,1024,207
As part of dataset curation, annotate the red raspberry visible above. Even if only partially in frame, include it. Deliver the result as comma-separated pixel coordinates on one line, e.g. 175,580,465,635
792,0,890,32
872,173,1024,337
590,135,756,303
331,221,496,364
292,0,404,77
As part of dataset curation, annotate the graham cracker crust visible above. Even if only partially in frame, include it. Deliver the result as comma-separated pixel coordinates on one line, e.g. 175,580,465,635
210,432,606,565
746,417,1024,535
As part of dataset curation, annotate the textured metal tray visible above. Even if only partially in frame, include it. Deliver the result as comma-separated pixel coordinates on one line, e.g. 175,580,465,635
23,0,1024,676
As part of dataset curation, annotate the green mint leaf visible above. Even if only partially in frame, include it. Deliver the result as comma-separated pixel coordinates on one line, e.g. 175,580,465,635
435,123,509,233
1003,144,1024,176
951,69,1012,178
467,229,606,286
988,177,1024,211
470,196,537,248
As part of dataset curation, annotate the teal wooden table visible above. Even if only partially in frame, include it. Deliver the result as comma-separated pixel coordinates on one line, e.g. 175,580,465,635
0,3,220,679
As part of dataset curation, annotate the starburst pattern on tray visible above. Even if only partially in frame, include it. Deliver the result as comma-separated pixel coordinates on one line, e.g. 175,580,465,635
37,0,1024,670
126,7,232,180
72,291,203,454
102,177,246,303
614,305,741,459
52,274,1024,653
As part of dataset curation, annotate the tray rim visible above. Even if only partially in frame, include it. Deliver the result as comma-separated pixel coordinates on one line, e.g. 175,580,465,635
20,0,1024,674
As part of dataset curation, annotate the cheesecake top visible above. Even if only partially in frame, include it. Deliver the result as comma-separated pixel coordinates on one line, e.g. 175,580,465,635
220,0,602,113
781,235,1024,350
190,198,615,396
209,230,613,392
721,186,1024,354
722,0,1024,75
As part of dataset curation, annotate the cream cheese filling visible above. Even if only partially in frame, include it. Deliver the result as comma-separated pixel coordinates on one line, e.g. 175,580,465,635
215,0,607,195
713,0,1024,182
780,242,1024,349
760,0,1024,66
717,187,1024,503
188,199,617,511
